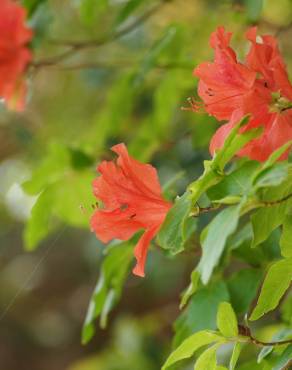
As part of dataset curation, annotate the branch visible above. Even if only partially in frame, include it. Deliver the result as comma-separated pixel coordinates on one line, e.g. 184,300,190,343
238,325,292,347
261,192,292,207
194,192,292,216
32,0,172,69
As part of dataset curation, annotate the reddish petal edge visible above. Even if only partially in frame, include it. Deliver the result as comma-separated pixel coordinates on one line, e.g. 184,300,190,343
132,226,160,277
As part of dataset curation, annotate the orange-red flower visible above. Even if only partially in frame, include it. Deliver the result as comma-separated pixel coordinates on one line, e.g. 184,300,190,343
0,0,33,110
90,143,171,277
194,26,292,161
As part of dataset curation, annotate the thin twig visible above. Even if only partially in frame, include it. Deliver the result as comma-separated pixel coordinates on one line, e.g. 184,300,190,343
32,0,172,69
249,334,292,347
261,192,292,207
194,192,292,216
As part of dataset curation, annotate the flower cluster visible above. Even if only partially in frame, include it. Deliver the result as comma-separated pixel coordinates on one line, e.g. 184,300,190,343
194,26,292,161
90,144,171,277
91,27,292,276
0,0,33,110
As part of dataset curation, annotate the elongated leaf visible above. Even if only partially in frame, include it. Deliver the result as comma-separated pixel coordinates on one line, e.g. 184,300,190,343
217,302,238,338
24,187,55,251
114,0,144,26
250,258,292,321
227,268,263,315
198,203,242,284
229,342,242,370
280,215,292,258
207,161,260,201
82,242,133,344
133,25,178,86
22,142,70,195
180,270,200,309
258,328,292,363
256,140,292,173
162,331,223,370
158,192,192,255
194,343,221,370
174,282,230,347
213,116,261,171
254,163,290,190
251,204,285,247
272,344,292,370
245,0,263,21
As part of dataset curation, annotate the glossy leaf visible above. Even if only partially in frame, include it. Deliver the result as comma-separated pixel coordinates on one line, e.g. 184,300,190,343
198,203,242,284
162,331,223,370
194,343,221,370
158,191,192,255
23,187,55,251
180,270,200,309
250,258,292,321
174,282,230,347
82,242,133,344
217,302,238,338
229,342,242,370
280,215,292,258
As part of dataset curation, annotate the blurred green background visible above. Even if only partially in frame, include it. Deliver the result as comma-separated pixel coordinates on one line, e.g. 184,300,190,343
1,0,292,369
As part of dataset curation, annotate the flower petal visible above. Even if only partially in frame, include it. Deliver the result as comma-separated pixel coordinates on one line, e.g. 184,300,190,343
132,226,160,277
112,143,164,200
90,208,143,243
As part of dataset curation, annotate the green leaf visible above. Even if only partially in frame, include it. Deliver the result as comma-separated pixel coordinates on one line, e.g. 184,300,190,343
212,116,261,172
253,163,290,190
161,331,223,370
272,344,292,370
217,302,238,338
22,142,70,195
174,282,230,347
280,215,292,258
53,170,95,227
158,192,192,255
194,343,221,370
79,0,108,26
82,242,133,344
188,116,261,204
251,205,285,248
23,188,55,251
180,270,200,309
23,0,47,16
245,0,263,21
207,161,260,201
198,203,243,284
113,0,144,26
250,258,292,321
133,25,178,87
258,328,292,363
257,140,292,172
229,342,242,370
227,268,263,315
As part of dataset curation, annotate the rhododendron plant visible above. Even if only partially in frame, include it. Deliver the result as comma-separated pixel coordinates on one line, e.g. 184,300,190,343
90,143,171,277
2,1,292,368
0,0,33,110
194,26,292,161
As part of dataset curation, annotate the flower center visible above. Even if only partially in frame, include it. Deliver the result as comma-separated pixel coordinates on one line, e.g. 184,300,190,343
270,92,292,113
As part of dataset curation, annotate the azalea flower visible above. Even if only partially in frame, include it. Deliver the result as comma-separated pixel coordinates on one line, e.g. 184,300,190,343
0,0,33,110
90,143,171,277
194,26,292,161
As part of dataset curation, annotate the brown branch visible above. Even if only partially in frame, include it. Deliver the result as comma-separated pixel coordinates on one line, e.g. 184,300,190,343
238,325,292,347
249,334,292,347
261,192,292,207
194,192,292,217
32,0,172,69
